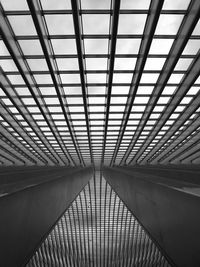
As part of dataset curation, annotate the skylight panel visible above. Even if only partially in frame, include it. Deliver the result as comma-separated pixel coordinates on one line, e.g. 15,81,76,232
48,106,62,113
129,113,143,119
131,106,146,112
89,97,105,104
116,39,141,54
68,106,84,112
86,58,107,70
162,0,191,10
168,73,184,83
81,0,111,9
194,75,200,84
87,73,106,83
45,15,75,35
118,14,147,34
0,40,10,55
149,39,174,54
140,73,159,83
63,87,82,95
82,15,110,34
137,86,154,95
15,87,32,96
114,58,137,70
1,98,12,106
120,0,150,9
18,40,44,55
182,39,200,55
162,86,177,95
56,58,79,70
0,89,6,96
60,74,81,83
111,96,127,104
180,97,193,104
27,59,49,71
155,15,183,35
112,73,133,83
84,39,108,54
8,16,37,35
157,97,170,104
134,96,150,104
51,39,77,54
109,105,125,112
22,98,37,105
87,87,106,95
0,59,18,71
153,106,165,112
144,58,166,70
89,105,105,112
112,86,129,94
192,19,200,35
67,97,84,105
174,58,193,70
6,75,25,85
34,74,52,84
2,0,28,10
187,87,199,95
27,106,41,113
39,87,57,96
40,0,71,10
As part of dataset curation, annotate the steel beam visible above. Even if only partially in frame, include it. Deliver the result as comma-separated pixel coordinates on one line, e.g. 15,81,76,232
181,148,200,164
70,0,93,164
0,166,93,267
0,4,71,166
103,166,200,267
149,92,200,164
158,123,200,164
0,68,58,165
27,0,84,166
101,0,121,165
121,0,200,165
2,9,188,16
171,134,200,164
110,0,164,166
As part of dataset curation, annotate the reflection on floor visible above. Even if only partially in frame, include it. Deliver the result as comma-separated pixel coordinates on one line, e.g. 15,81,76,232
26,172,171,267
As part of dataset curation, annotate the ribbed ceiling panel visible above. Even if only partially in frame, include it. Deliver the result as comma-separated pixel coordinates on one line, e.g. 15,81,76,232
26,172,172,266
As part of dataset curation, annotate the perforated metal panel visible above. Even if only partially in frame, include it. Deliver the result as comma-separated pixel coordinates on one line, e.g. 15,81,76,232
26,173,172,267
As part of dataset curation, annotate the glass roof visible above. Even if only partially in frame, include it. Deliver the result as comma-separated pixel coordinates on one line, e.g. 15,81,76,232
0,0,200,167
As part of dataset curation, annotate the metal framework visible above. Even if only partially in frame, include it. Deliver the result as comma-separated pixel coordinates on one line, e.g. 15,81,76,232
0,0,200,167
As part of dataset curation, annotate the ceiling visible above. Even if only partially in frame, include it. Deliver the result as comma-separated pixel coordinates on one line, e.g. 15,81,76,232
0,0,200,167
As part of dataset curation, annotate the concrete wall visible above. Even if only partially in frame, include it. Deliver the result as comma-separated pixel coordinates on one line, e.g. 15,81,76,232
103,166,200,267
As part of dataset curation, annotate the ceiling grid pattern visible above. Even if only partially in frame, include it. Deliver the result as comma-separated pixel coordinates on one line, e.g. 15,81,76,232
0,0,200,167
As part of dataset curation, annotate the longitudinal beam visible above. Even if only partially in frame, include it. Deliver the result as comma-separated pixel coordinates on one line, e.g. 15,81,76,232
0,68,54,165
111,0,164,166
0,107,41,165
27,0,84,166
122,0,200,165
70,0,93,165
135,49,200,164
150,92,200,164
101,0,121,165
0,3,74,166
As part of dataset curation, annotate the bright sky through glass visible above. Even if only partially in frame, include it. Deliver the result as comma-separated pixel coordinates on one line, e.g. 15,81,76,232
0,0,200,166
